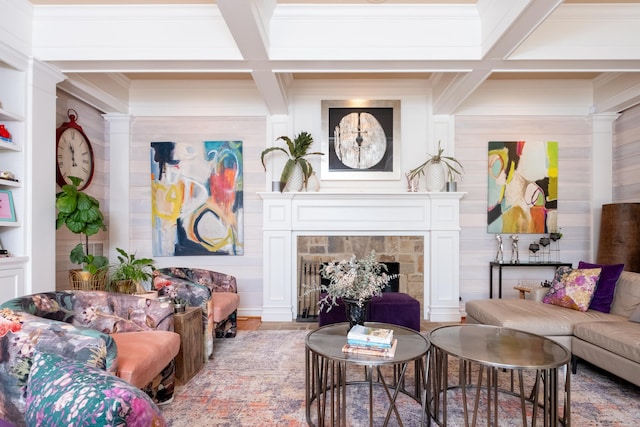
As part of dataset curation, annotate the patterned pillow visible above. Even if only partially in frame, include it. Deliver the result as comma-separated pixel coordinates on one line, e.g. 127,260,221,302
542,266,602,312
578,261,625,313
25,352,166,427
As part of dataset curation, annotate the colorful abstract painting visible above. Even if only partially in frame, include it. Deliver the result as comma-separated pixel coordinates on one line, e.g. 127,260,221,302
487,141,558,234
150,141,243,256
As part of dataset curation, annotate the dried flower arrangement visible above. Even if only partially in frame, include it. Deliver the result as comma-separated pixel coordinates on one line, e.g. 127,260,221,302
317,250,399,311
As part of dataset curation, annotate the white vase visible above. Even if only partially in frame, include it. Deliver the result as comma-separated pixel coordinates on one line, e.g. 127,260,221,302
305,172,320,192
284,164,304,192
425,162,446,192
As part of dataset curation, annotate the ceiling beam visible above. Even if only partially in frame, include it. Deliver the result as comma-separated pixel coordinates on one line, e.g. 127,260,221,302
433,0,563,114
217,0,290,114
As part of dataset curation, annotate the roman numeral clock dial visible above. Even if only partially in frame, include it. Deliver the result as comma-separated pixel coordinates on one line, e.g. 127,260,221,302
56,109,95,191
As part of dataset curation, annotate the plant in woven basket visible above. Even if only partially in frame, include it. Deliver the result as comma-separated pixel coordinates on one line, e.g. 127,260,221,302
317,250,399,312
56,176,108,276
109,248,155,293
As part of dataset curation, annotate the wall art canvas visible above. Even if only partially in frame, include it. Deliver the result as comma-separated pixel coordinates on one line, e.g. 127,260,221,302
487,141,558,234
150,140,243,256
321,100,401,180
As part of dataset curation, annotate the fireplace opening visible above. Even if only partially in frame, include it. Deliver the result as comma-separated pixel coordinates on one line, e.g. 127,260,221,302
296,259,400,322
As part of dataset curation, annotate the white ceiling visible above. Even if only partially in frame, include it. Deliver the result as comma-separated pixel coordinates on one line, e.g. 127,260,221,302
27,0,640,114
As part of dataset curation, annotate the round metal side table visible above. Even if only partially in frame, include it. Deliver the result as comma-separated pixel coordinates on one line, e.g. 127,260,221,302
427,324,571,426
305,322,429,427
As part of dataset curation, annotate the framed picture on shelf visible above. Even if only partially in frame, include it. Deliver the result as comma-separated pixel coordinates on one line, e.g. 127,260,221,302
321,99,401,180
0,189,16,222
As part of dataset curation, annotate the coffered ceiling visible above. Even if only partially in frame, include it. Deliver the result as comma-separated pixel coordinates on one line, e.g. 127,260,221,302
27,0,640,114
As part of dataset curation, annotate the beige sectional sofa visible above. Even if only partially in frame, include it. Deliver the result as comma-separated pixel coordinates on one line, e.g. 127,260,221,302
465,270,640,387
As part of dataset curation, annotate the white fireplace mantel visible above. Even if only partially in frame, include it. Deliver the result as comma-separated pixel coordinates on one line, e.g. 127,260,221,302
258,191,464,322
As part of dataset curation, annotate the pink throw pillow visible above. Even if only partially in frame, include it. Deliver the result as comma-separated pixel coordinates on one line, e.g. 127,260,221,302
542,266,602,312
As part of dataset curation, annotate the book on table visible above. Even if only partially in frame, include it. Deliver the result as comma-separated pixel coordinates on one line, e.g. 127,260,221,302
342,339,398,358
347,324,394,346
347,338,393,348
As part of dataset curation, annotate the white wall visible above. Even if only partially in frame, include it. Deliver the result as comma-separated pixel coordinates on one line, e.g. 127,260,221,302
118,76,605,316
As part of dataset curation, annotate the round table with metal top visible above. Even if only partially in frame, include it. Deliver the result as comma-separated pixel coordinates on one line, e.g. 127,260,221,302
426,324,571,426
305,322,429,427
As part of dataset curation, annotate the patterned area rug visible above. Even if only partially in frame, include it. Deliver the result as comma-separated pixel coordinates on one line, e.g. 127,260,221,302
161,330,640,426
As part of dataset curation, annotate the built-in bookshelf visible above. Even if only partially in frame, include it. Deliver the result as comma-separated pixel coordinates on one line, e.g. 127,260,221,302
0,57,28,303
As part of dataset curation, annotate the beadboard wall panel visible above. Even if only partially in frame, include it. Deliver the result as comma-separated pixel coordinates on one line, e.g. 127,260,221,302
130,116,266,316
55,91,109,291
455,115,593,303
613,104,640,203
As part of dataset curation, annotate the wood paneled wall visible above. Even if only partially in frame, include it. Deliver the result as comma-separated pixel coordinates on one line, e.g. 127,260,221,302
129,116,266,315
55,91,109,291
455,116,593,302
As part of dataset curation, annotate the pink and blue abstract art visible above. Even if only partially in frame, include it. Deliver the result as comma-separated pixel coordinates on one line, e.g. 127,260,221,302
150,140,243,256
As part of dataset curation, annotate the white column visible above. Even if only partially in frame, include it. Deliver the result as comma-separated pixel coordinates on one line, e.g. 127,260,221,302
103,113,131,260
261,192,294,321
591,113,620,260
27,59,65,294
426,193,462,321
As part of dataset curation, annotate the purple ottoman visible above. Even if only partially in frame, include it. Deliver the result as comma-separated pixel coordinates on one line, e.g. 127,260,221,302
318,292,421,332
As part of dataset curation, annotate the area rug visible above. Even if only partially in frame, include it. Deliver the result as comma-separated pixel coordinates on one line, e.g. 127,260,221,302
161,330,640,426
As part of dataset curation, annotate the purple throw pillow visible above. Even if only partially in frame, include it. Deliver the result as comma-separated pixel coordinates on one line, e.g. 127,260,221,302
578,261,625,313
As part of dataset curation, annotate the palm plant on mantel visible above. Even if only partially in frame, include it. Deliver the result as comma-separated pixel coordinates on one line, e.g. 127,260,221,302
260,131,324,191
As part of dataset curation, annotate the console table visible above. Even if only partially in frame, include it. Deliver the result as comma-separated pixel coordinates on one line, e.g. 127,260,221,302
489,261,572,299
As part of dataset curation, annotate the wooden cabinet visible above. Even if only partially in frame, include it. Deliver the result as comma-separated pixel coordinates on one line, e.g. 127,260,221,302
0,265,25,305
597,203,640,273
174,307,204,385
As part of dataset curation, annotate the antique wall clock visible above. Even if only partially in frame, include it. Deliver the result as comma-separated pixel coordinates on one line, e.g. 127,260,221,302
56,109,95,190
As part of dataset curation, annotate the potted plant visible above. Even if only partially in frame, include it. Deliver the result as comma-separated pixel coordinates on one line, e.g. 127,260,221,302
260,131,323,191
56,176,109,289
109,247,155,294
172,297,188,313
407,141,464,192
317,250,399,329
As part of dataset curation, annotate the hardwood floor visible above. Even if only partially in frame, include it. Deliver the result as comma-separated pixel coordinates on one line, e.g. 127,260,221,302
237,316,462,332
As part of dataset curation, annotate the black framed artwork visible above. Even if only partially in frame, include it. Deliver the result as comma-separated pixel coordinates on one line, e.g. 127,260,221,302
321,100,401,180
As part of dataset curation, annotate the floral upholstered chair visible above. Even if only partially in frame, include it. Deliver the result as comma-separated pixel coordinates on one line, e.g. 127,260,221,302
0,308,168,426
0,291,180,410
153,267,240,359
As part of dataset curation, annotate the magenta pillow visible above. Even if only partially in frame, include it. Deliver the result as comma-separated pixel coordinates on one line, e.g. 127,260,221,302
578,261,625,313
542,266,601,312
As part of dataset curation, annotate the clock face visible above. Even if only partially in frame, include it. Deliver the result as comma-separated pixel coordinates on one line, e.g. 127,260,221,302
56,127,94,190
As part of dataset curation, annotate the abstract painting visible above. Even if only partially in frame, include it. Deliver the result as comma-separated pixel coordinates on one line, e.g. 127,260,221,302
487,141,558,234
150,140,243,256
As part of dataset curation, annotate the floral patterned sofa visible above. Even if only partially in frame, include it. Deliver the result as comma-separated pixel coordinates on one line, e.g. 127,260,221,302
0,291,180,425
153,268,240,359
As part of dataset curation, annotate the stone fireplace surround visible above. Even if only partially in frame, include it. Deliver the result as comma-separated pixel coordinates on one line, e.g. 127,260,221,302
259,191,463,322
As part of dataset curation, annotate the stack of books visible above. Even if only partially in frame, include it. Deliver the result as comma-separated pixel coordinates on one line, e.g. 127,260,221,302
342,324,398,357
